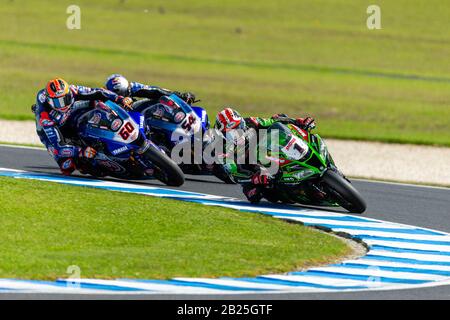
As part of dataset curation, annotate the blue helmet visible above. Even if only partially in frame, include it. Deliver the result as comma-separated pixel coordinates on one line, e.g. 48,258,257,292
105,74,130,96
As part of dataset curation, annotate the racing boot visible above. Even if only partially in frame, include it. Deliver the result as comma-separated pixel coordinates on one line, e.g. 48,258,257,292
58,158,76,176
243,184,263,204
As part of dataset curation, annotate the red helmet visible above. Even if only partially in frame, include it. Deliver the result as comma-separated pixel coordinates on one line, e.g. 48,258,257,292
46,78,74,112
214,108,247,133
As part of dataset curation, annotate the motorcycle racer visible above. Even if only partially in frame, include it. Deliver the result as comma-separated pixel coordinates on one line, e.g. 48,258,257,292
105,74,201,152
214,108,316,203
32,78,133,175
105,74,196,107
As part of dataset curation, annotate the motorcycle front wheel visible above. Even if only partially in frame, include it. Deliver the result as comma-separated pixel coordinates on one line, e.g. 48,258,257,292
322,170,366,213
142,145,185,187
212,165,237,184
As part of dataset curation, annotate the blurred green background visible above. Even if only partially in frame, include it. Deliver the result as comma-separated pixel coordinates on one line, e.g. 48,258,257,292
0,0,449,145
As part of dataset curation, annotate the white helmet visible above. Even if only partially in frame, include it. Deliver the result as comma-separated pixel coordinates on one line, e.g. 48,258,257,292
105,74,130,96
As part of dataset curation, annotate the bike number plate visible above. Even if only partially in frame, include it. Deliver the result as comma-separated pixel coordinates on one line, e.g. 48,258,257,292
116,121,138,143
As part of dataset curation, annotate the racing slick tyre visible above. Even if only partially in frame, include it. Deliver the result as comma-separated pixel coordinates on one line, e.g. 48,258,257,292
143,145,185,187
322,170,366,214
212,165,237,184
261,189,280,203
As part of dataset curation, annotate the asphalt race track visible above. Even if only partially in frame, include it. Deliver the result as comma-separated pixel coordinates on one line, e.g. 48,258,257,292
0,144,449,299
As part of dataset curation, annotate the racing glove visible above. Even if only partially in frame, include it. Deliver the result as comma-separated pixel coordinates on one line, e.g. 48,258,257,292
179,92,196,105
251,171,272,186
58,158,76,176
80,146,97,159
271,113,289,120
251,168,273,186
295,117,316,131
117,96,134,110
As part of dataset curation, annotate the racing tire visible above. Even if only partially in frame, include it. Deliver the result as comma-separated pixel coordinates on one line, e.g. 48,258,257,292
212,165,237,184
143,145,185,187
261,189,280,203
322,170,366,213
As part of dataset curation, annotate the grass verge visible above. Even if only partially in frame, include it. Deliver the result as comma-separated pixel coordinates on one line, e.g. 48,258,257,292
0,1,449,146
0,176,351,280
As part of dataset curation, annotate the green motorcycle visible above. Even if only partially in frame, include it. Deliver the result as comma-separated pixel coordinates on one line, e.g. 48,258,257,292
256,122,367,213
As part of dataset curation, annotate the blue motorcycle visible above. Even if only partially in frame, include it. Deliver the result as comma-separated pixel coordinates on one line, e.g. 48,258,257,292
72,100,185,186
133,94,235,183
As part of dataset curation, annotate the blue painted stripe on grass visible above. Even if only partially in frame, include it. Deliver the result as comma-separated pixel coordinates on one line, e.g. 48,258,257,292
2,168,449,293
86,185,207,197
334,263,450,277
1,170,376,223
256,211,373,223
0,171,100,184
358,235,450,246
17,279,80,288
288,270,428,284
121,279,273,292
33,177,203,197
185,198,374,223
2,279,145,292
0,171,220,198
0,172,387,228
305,224,443,236
364,255,450,266
55,280,148,292
371,245,450,256
8,173,379,228
234,277,369,290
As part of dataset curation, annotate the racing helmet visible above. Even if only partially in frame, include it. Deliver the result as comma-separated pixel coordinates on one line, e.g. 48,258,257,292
105,74,130,96
46,78,74,113
214,108,247,133
214,108,248,145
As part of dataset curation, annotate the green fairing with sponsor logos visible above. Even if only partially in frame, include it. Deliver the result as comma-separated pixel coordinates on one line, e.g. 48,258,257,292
259,122,366,213
259,122,337,206
221,120,366,212
267,123,330,182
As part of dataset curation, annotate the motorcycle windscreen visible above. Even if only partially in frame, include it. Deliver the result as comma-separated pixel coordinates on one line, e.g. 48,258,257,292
266,123,309,161
84,102,140,144
85,120,140,144
281,136,309,160
192,106,210,130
